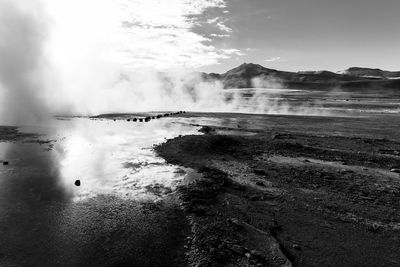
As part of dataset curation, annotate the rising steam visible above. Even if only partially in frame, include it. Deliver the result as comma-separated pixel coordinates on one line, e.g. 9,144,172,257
0,0,50,125
0,0,327,125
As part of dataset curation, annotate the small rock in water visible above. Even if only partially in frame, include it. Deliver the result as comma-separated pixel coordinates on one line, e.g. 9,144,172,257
198,126,215,134
3,161,9,165
74,180,81,186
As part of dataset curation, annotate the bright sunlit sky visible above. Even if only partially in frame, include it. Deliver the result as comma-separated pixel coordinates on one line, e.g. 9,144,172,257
43,0,400,73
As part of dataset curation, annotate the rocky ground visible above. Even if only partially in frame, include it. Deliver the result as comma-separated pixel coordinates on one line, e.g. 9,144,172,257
155,121,400,266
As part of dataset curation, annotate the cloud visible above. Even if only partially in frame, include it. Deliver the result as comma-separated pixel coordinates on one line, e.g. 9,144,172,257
207,18,219,24
206,17,232,34
210,33,230,38
44,0,237,70
216,21,233,33
265,56,285,62
244,48,259,52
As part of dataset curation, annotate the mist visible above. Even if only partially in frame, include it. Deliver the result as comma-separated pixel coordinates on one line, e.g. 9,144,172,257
0,0,50,125
0,0,328,124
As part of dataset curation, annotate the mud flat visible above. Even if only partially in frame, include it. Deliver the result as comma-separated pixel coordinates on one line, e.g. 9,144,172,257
155,113,400,266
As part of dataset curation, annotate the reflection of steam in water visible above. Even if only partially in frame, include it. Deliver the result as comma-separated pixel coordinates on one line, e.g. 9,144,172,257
2,117,200,204
52,118,199,201
0,142,71,203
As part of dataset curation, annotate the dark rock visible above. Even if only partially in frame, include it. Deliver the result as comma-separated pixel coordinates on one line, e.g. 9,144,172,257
272,134,286,140
255,181,265,187
248,195,262,201
340,169,353,174
228,218,241,227
230,244,246,255
366,223,381,232
292,244,301,250
253,169,266,175
199,126,215,134
74,180,81,186
2,161,9,165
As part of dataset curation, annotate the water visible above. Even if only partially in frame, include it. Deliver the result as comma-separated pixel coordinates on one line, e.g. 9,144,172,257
0,115,213,265
1,117,201,203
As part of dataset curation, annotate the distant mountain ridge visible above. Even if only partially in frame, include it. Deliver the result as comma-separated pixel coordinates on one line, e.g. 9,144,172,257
201,63,400,90
343,67,400,79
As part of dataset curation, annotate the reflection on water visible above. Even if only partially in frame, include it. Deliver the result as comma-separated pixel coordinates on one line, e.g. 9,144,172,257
5,117,200,202
58,118,201,201
0,118,197,265
0,142,70,203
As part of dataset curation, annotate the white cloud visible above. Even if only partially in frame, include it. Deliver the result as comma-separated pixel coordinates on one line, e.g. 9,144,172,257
244,48,259,52
210,33,230,38
44,0,238,70
216,21,233,33
265,56,284,62
206,17,232,34
207,17,219,24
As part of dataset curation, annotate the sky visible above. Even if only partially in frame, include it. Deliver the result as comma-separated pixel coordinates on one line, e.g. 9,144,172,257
1,0,400,120
35,0,400,74
196,0,400,73
3,0,400,75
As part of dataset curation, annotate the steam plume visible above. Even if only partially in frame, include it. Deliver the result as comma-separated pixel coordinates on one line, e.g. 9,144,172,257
0,0,328,120
0,0,50,125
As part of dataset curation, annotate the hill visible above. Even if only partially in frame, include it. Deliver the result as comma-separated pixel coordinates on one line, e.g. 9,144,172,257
201,63,400,90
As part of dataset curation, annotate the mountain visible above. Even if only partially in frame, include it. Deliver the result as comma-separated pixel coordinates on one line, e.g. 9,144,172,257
201,63,400,90
343,67,400,79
